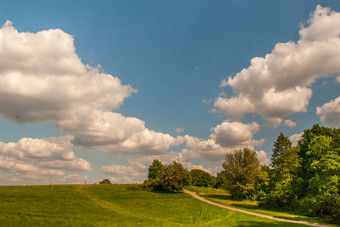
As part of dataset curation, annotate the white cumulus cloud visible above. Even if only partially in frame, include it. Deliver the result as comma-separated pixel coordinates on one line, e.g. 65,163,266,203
0,21,184,156
284,119,297,127
0,136,91,171
316,96,340,128
215,5,340,127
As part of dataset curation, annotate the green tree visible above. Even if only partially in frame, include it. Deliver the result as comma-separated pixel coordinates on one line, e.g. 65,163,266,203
190,169,215,187
144,159,164,190
214,170,227,189
297,124,336,197
99,179,112,184
271,133,293,168
222,148,261,199
261,125,340,223
301,135,340,221
148,159,164,180
261,133,301,208
254,165,270,204
160,161,191,192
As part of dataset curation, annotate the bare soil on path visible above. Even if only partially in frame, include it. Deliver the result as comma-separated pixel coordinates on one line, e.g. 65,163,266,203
183,189,332,227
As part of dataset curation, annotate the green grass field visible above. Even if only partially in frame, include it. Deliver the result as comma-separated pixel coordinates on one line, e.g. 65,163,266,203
185,186,338,227
0,184,331,226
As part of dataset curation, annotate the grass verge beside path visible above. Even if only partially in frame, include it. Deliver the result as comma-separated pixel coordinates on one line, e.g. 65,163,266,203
185,186,338,227
0,184,315,226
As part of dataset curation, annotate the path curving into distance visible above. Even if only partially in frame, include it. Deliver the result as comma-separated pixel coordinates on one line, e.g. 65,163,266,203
183,190,331,227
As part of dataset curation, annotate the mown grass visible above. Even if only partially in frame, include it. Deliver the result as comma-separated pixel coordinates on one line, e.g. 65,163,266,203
185,186,339,227
0,184,315,226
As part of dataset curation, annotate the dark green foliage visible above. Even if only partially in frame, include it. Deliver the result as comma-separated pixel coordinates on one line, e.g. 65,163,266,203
144,159,164,190
148,159,164,180
254,165,270,204
271,133,293,168
190,169,215,187
160,161,192,192
144,160,191,193
301,135,340,221
258,125,340,224
222,148,262,200
99,179,112,184
258,133,301,209
214,170,227,189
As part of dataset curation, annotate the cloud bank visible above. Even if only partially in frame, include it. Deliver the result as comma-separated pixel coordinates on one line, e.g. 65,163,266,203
215,5,340,127
0,20,183,156
0,136,90,184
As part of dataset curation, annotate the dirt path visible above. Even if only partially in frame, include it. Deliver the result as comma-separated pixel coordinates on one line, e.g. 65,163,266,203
183,190,331,227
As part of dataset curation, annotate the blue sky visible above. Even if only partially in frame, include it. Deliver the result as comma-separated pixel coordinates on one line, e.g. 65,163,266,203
0,0,340,185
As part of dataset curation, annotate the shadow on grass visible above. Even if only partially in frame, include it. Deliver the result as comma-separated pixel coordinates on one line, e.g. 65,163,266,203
201,193,233,200
127,185,144,191
146,189,177,194
231,203,259,209
237,221,297,226
200,193,334,225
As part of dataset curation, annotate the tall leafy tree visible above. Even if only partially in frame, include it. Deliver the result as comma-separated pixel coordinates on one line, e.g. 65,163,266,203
160,161,192,192
222,148,261,199
298,125,339,198
302,135,340,220
190,169,215,187
214,170,227,189
148,159,164,180
144,159,164,190
271,133,292,168
259,125,340,223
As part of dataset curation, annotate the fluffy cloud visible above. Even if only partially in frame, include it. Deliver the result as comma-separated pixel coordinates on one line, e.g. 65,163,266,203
316,96,340,128
0,136,91,185
284,119,297,127
0,21,183,155
210,121,260,147
289,132,303,146
98,122,268,183
213,95,255,121
101,165,139,177
180,121,266,162
0,156,64,176
215,5,340,127
0,136,91,171
175,128,185,134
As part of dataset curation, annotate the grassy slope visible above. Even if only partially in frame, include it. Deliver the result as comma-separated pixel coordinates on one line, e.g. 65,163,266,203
185,186,338,227
0,184,306,226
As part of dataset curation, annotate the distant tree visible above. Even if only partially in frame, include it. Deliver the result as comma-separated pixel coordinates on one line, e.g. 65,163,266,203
148,159,164,180
99,179,112,184
190,169,215,187
143,159,164,190
160,161,192,192
222,148,261,199
214,170,227,189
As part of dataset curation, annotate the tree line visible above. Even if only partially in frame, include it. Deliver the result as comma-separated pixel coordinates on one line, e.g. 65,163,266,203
144,124,340,223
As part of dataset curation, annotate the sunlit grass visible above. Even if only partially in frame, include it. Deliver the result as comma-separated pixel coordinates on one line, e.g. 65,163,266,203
0,184,313,226
185,186,338,227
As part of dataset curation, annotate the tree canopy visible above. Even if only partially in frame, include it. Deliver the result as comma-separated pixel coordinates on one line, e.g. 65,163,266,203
222,148,261,199
257,125,340,223
190,169,215,187
144,160,191,193
99,179,112,184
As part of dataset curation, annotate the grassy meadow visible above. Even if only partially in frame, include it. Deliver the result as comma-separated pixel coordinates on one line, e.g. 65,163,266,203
186,186,338,227
0,184,333,226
